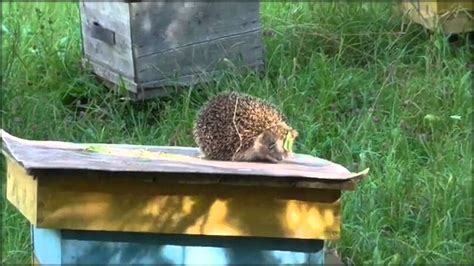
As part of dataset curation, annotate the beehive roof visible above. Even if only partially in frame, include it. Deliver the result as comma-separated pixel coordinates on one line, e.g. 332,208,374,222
1,129,368,190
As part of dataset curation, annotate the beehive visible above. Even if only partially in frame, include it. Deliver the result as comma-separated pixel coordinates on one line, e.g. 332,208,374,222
402,1,474,34
1,129,368,265
79,1,265,100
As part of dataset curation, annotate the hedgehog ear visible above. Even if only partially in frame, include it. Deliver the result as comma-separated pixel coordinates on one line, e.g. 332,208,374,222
260,130,275,144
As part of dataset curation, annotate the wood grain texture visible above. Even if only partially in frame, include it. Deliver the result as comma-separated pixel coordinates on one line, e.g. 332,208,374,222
1,130,369,189
5,154,37,224
82,58,138,93
129,2,261,58
35,173,342,240
80,2,135,79
135,30,264,83
3,149,342,241
135,62,264,100
79,1,265,98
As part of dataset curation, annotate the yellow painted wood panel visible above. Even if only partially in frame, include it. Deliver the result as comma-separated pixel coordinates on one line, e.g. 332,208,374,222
35,174,341,240
402,1,474,33
405,1,473,14
441,12,474,34
5,156,37,224
437,2,474,14
420,1,438,15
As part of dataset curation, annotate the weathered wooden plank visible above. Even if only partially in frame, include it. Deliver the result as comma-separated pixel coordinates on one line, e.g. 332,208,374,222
31,169,359,192
34,172,341,239
137,61,264,90
134,61,264,100
129,2,261,58
5,155,37,224
79,2,135,79
1,129,369,185
4,140,343,239
135,29,264,83
82,58,138,93
78,1,266,99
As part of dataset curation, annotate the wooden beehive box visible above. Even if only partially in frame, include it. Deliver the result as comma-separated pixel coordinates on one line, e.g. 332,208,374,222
1,129,368,265
402,1,474,34
78,1,264,100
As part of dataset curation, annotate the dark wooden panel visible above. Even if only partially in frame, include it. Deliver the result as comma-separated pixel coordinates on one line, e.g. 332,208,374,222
82,58,138,93
79,2,135,79
136,62,264,95
135,30,264,83
130,2,261,58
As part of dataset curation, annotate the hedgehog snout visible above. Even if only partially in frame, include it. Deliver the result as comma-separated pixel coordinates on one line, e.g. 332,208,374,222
274,154,283,161
266,154,282,163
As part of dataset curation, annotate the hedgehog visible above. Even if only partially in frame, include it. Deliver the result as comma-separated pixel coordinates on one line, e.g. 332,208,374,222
193,91,298,163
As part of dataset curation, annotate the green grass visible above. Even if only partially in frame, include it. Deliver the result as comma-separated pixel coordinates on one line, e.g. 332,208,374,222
1,2,472,264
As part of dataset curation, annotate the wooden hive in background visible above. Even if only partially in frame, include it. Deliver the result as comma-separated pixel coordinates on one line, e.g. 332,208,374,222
79,1,265,100
401,1,474,34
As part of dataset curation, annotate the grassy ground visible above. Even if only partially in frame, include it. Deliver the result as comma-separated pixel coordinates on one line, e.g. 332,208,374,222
1,2,472,265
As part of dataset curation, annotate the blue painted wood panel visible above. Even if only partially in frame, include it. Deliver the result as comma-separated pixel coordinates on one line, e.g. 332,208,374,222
31,227,62,264
33,228,325,265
